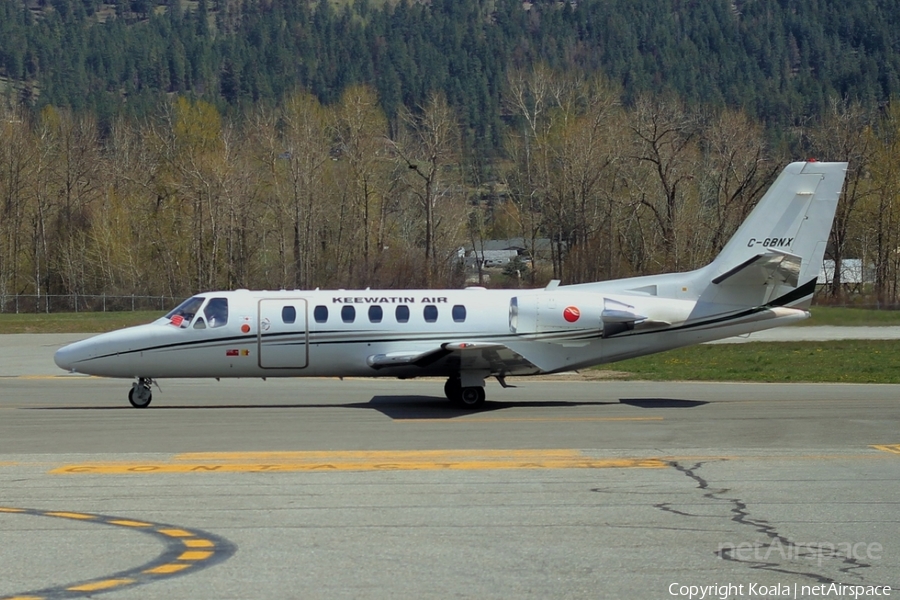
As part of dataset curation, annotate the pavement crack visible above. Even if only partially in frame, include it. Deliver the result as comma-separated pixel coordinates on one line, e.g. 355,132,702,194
667,460,876,585
605,523,731,534
654,502,711,518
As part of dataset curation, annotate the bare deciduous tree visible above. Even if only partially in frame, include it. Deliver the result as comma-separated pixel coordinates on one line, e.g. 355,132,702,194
697,108,779,264
806,99,875,300
390,92,462,287
0,106,35,304
280,92,332,289
628,94,700,271
334,85,390,285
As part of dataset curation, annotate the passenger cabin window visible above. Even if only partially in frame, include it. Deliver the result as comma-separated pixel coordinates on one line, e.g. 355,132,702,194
341,305,356,323
396,305,410,323
166,296,205,328
204,297,229,328
282,306,297,324
423,305,438,323
314,305,328,323
368,305,383,323
452,305,466,323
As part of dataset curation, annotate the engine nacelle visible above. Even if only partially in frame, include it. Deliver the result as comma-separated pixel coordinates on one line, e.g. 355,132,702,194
509,293,649,337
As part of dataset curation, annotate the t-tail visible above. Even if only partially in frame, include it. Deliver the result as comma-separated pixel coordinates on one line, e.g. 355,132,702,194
697,160,847,311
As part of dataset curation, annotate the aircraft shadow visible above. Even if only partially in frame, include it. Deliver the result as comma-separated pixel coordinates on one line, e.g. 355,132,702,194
365,395,619,420
28,395,621,420
618,398,709,409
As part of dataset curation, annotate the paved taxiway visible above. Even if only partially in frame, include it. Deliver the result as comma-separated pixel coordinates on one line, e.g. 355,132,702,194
0,335,898,599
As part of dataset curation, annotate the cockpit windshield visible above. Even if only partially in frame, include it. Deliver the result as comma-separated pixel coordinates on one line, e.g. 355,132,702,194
162,296,229,329
165,296,205,328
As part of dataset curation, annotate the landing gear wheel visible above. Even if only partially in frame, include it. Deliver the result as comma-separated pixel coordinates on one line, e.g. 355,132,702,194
129,378,153,408
444,377,461,401
457,386,485,409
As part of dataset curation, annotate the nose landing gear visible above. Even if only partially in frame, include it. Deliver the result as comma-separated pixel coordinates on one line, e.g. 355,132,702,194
128,378,153,408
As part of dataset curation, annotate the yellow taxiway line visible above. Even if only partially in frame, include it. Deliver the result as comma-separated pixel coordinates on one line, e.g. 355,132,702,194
0,507,233,600
33,445,898,476
49,449,668,474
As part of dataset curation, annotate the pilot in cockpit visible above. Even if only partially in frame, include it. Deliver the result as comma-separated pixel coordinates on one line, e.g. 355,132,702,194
204,298,229,328
164,296,229,329
165,296,205,328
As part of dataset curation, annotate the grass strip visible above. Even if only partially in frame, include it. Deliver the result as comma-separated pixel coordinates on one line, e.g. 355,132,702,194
800,306,900,327
605,340,900,384
0,311,162,334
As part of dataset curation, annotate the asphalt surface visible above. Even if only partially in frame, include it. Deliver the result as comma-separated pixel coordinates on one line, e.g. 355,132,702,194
0,334,898,600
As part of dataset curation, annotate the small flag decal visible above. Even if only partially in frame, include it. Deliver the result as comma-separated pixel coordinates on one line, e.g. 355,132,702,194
226,349,239,357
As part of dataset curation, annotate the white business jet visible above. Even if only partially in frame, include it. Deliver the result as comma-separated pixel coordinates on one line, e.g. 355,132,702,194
55,161,847,408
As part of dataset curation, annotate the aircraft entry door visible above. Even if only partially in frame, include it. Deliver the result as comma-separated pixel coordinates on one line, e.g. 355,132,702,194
258,298,309,369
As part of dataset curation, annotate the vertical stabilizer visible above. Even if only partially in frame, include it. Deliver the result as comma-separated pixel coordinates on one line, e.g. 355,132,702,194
701,161,847,310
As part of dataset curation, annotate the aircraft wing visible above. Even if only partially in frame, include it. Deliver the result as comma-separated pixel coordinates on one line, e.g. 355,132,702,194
366,348,452,368
367,341,544,376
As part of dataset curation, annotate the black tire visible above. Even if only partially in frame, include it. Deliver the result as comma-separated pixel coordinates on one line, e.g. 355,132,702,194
457,386,485,408
128,386,152,408
444,377,461,401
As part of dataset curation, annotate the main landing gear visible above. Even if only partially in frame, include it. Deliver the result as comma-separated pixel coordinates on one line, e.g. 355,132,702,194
444,376,486,408
128,377,153,408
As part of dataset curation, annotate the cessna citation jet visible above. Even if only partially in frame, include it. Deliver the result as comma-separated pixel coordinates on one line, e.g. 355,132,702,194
55,161,847,409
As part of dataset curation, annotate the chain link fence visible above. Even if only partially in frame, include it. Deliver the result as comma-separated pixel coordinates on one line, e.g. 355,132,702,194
0,294,180,314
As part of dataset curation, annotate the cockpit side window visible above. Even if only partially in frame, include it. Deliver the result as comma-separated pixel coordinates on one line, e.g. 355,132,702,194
204,297,229,328
165,296,205,328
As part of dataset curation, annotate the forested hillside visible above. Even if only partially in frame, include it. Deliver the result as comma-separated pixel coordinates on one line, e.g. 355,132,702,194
2,0,900,142
1,0,900,307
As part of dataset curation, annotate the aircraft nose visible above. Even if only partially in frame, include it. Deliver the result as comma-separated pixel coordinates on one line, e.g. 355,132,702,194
54,340,88,372
52,325,157,376
54,344,75,371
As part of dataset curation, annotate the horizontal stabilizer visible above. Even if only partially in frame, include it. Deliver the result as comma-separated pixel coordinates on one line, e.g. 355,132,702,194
712,249,802,288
